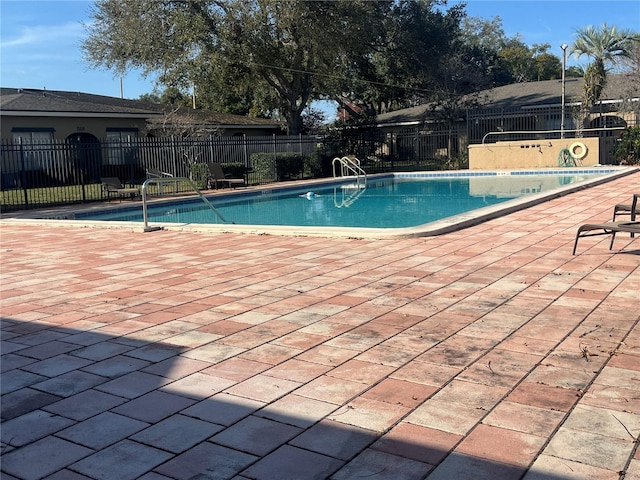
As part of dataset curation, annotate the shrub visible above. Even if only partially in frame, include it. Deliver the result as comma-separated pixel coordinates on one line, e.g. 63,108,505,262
312,140,343,177
191,163,209,189
304,151,324,178
276,152,304,180
250,152,304,182
612,126,640,165
250,153,276,182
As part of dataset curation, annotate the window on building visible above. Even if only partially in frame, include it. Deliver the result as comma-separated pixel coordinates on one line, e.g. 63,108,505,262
11,128,55,170
105,128,138,165
12,128,54,144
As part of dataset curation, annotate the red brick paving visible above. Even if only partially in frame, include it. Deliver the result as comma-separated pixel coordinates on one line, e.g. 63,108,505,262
1,172,639,479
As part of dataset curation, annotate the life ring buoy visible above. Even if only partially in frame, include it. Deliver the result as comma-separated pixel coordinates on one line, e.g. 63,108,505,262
569,142,587,160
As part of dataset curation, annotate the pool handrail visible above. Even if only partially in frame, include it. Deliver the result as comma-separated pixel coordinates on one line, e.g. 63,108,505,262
332,156,367,188
141,177,233,232
481,126,625,144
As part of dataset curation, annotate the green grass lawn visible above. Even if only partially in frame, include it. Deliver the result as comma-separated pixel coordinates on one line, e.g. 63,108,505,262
0,180,210,212
1,184,104,211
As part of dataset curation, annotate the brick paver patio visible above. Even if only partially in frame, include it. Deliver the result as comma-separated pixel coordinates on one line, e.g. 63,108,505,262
1,172,639,480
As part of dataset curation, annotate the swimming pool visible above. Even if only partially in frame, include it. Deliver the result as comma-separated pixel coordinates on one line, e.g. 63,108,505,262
61,168,633,238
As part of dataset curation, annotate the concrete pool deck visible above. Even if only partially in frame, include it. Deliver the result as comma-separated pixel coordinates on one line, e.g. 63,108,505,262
1,172,639,479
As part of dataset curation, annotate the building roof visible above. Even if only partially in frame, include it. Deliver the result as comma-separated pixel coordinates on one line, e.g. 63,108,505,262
375,75,639,127
0,88,158,117
0,87,282,128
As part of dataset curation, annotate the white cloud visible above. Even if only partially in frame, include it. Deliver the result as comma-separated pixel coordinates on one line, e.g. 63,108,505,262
1,22,83,50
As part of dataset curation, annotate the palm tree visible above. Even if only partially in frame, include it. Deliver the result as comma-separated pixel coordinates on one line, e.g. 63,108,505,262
571,23,640,108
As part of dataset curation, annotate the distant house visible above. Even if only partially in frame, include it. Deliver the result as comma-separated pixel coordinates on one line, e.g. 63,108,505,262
0,87,282,144
0,88,283,190
371,75,639,165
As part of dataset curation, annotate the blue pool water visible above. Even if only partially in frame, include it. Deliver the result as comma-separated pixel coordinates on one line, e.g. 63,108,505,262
77,170,618,229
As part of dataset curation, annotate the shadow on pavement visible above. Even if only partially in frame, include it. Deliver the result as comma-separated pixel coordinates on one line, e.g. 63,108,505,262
0,317,590,480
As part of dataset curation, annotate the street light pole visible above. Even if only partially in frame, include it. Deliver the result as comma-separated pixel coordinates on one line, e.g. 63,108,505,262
561,44,568,139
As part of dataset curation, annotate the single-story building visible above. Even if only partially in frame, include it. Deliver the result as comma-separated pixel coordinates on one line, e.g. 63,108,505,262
0,87,282,144
0,88,284,189
371,75,639,167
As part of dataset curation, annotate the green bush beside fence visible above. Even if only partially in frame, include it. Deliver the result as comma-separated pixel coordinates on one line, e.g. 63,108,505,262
250,152,305,182
191,163,210,189
612,126,640,165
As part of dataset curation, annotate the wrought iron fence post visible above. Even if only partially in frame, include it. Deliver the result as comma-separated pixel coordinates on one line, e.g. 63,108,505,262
243,134,248,170
414,128,419,169
18,138,29,207
272,134,277,181
79,141,87,202
299,133,303,179
208,135,214,166
171,135,177,180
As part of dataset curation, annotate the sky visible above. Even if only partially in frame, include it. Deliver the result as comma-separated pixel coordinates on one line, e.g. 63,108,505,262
1,0,639,110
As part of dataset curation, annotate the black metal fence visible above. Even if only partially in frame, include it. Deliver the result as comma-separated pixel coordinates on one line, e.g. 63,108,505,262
1,135,323,186
1,130,458,212
0,135,322,211
468,104,637,146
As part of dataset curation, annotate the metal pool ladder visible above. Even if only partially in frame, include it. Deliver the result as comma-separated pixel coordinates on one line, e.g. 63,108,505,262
332,155,367,188
141,177,233,232
331,156,367,208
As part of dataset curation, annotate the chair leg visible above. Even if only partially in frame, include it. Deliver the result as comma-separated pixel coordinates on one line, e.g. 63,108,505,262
572,231,582,255
609,231,617,250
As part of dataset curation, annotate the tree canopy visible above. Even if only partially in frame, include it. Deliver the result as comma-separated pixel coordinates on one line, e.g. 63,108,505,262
83,0,571,133
84,0,478,133
84,0,390,133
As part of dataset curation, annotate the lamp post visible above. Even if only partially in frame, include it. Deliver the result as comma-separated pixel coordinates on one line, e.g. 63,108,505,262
561,44,568,139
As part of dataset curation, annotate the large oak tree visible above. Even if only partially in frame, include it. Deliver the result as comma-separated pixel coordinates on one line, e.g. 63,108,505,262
82,0,467,133
83,0,387,133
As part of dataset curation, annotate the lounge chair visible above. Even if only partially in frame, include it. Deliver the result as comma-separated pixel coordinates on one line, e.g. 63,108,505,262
207,162,245,189
101,177,139,201
612,193,639,221
572,221,640,255
146,168,173,179
146,168,174,195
